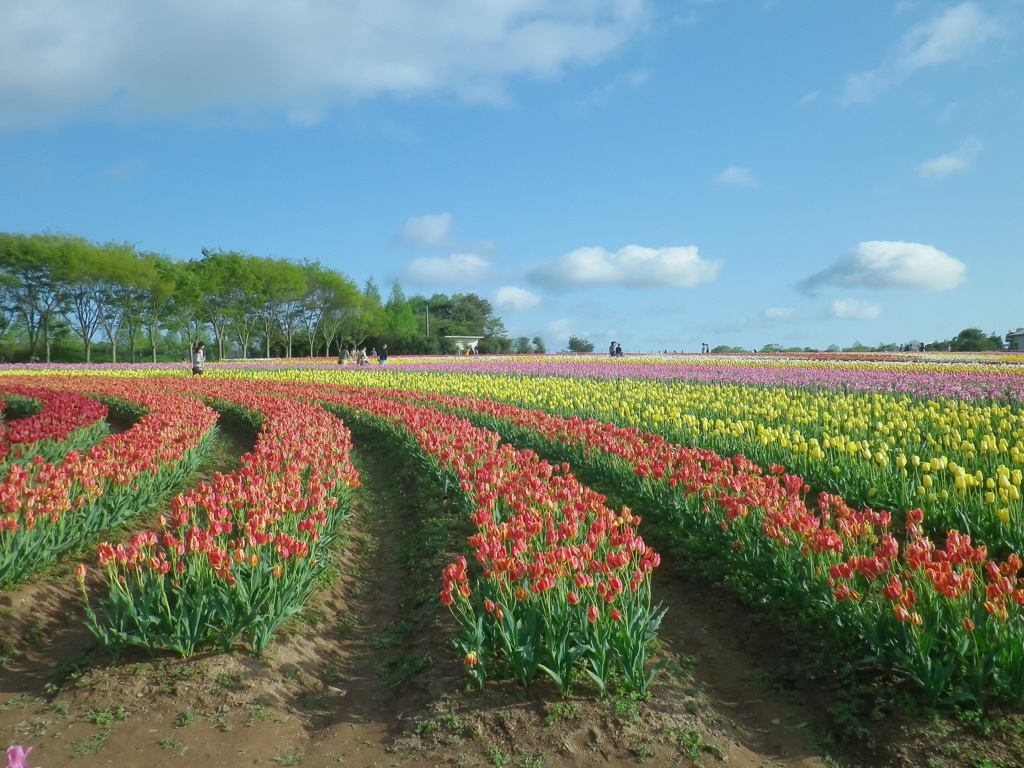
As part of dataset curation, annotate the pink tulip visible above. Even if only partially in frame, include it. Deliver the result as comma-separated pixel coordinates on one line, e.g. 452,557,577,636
6,745,41,768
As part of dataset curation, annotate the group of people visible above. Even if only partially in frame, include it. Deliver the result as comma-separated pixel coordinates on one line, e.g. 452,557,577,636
700,342,711,353
338,344,388,366
608,341,623,357
900,343,926,352
187,340,391,376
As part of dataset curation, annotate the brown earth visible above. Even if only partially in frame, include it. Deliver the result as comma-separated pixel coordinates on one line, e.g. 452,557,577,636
2,415,1023,768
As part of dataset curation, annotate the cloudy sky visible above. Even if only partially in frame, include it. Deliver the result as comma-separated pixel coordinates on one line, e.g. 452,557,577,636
2,0,1022,352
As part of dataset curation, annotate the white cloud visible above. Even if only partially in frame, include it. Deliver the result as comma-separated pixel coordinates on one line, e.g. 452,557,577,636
798,91,820,106
398,213,452,246
714,166,759,188
0,0,649,129
762,307,797,321
492,286,541,312
798,241,966,294
840,3,1002,105
401,253,489,285
828,299,883,321
917,137,982,179
544,318,576,347
528,244,721,291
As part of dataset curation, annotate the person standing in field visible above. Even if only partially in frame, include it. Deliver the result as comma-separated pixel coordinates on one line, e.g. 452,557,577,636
192,342,205,376
357,347,368,365
379,344,389,365
338,346,352,364
609,341,616,357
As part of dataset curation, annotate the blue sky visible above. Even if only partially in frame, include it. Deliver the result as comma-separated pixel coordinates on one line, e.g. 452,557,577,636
2,0,1022,352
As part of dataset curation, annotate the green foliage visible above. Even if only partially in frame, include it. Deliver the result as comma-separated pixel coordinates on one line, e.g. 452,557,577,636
947,328,1004,352
567,335,594,353
513,336,533,354
1,232,524,361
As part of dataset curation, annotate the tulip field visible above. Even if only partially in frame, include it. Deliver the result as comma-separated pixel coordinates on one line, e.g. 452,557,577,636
3,352,1024,734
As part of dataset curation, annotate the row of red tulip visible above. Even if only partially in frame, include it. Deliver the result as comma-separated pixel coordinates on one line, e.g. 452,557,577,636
0,375,219,589
267,381,666,695
81,377,360,655
0,385,109,464
324,383,1024,704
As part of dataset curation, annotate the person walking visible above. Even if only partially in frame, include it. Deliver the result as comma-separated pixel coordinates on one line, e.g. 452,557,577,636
379,344,389,365
191,342,206,376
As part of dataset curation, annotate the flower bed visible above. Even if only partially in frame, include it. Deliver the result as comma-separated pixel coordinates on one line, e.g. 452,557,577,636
0,377,218,589
326,383,1024,705
0,386,109,467
82,380,360,656
304,367,1024,556
298,383,664,696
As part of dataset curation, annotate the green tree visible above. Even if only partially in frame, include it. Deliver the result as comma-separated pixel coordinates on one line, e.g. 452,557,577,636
169,261,207,359
0,271,16,359
59,237,104,362
950,327,1003,351
513,336,532,354
198,249,260,359
0,233,71,361
384,280,419,353
407,294,432,348
300,262,359,356
339,279,385,350
254,257,307,357
197,249,244,360
363,277,382,305
451,293,491,336
139,253,178,362
480,315,512,353
843,339,871,352
93,242,156,363
531,336,546,354
567,335,594,353
427,293,455,323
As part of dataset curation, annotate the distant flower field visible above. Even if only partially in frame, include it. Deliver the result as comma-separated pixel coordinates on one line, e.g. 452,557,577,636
2,350,1024,704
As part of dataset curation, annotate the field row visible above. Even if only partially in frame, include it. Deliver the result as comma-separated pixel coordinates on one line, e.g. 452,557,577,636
264,366,1024,556
4,369,1024,705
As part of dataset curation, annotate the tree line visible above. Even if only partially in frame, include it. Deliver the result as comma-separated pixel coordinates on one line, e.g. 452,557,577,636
724,328,1010,355
568,327,1013,356
0,232,526,363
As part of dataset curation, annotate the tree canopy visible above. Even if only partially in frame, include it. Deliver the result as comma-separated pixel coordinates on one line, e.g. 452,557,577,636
567,335,595,353
0,232,523,362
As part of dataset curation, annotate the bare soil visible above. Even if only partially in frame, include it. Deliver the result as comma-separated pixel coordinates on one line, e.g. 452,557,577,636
2,416,1024,768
